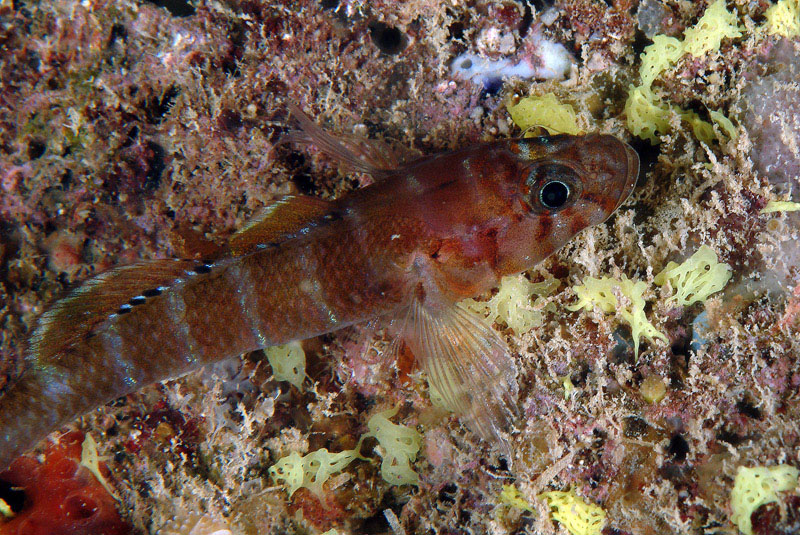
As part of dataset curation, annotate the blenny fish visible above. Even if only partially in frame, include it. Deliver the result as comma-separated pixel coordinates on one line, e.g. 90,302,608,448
0,106,638,469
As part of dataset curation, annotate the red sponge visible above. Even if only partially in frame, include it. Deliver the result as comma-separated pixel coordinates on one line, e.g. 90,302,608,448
0,431,133,535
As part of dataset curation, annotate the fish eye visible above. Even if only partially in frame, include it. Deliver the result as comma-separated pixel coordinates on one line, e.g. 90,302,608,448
540,181,570,209
525,163,579,212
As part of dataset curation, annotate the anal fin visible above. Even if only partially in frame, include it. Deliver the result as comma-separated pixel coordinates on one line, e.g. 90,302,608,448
402,300,519,457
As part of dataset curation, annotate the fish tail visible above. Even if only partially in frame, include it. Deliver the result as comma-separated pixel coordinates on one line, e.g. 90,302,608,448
0,371,68,470
0,258,200,471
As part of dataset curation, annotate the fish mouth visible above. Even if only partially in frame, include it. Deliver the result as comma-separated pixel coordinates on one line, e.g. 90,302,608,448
615,141,640,210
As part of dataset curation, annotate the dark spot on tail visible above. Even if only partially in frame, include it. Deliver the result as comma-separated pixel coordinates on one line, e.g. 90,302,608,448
192,264,212,274
142,288,163,297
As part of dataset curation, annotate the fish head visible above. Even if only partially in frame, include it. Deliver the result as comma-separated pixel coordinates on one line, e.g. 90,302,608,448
496,134,639,273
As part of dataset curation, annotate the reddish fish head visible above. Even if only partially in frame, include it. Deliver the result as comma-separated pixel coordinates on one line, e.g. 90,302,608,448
518,134,638,221
496,133,639,273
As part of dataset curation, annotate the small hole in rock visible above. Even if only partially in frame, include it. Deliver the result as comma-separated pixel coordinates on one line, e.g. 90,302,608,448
667,434,690,462
0,480,26,514
28,139,46,160
369,22,407,55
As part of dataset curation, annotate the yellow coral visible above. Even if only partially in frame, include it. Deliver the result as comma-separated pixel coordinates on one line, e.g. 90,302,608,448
507,93,581,135
683,0,742,57
364,408,422,486
539,490,606,535
462,275,558,335
568,275,666,358
764,0,800,38
654,245,732,307
730,465,799,535
265,341,306,389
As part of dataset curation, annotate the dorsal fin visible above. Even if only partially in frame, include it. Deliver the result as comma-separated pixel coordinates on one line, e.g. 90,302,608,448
226,195,334,256
27,259,198,365
282,103,406,178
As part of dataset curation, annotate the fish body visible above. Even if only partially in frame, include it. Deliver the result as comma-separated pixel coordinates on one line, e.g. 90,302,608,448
0,109,638,470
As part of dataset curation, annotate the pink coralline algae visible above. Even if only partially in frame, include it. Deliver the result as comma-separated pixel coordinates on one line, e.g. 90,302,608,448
0,1,799,535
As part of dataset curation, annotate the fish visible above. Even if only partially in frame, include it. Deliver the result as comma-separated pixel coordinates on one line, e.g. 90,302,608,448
0,105,638,470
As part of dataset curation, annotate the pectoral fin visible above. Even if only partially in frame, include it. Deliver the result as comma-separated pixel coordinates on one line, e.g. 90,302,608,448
401,300,519,455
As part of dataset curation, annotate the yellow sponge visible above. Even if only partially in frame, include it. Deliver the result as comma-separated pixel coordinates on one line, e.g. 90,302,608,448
269,409,422,498
499,484,535,512
463,275,558,335
761,200,800,213
265,341,306,389
654,245,732,307
364,408,422,486
507,93,581,135
730,465,799,535
624,86,673,143
764,0,800,38
568,275,666,358
710,110,739,139
626,0,740,143
539,490,606,535
639,35,684,88
269,448,361,497
683,0,743,57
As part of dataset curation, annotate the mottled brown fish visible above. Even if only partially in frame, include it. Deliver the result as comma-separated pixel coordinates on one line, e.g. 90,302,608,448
0,106,638,469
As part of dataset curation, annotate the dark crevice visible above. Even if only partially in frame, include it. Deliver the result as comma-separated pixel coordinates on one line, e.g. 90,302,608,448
143,0,196,17
667,434,690,462
369,22,407,55
143,85,179,124
0,479,26,514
